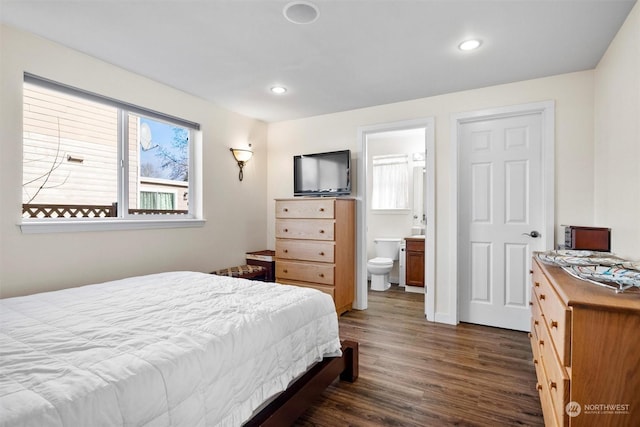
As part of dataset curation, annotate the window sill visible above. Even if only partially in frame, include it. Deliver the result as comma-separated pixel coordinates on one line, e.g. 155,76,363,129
19,218,206,234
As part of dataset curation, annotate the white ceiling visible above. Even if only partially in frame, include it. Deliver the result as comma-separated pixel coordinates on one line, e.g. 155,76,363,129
0,0,636,123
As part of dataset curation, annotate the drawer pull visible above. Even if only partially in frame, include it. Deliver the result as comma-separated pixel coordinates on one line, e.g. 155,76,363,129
283,249,289,253
534,281,540,288
539,294,546,300
319,252,325,256
319,273,325,278
319,229,325,234
319,208,325,212
536,383,542,391
550,320,558,329
533,358,538,365
529,301,533,306
534,319,539,326
549,380,557,390
284,228,289,233
283,208,289,212
283,269,288,273
528,332,532,338
529,269,533,274
539,339,544,346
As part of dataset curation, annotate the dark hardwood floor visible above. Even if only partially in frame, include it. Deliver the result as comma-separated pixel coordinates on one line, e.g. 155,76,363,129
295,286,544,426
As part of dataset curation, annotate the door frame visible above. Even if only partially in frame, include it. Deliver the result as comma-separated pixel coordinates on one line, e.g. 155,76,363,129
356,117,436,321
449,101,555,325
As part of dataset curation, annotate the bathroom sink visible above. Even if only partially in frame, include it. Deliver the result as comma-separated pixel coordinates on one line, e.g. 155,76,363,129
411,225,425,235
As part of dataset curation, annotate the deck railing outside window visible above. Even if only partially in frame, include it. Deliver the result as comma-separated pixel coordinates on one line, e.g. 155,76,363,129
22,203,187,219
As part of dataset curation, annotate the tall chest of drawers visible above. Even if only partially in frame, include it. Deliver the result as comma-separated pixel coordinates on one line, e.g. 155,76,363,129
275,198,355,315
530,257,640,426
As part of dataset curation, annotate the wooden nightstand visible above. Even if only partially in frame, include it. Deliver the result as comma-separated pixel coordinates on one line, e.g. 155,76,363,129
246,250,276,282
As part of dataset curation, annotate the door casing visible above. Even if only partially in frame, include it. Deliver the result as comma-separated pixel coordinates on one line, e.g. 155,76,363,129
356,117,435,321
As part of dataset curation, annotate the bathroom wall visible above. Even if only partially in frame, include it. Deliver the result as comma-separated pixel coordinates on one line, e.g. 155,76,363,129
366,129,425,282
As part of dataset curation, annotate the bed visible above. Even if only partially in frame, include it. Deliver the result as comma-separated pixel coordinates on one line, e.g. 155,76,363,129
0,271,358,426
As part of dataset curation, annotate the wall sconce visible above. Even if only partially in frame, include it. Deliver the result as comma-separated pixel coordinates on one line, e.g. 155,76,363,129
230,147,253,181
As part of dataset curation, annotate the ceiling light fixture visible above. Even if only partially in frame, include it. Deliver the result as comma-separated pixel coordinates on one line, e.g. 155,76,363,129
270,86,287,95
458,39,482,51
283,1,319,24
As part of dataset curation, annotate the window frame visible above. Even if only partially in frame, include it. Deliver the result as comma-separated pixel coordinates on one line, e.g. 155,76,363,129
20,73,204,234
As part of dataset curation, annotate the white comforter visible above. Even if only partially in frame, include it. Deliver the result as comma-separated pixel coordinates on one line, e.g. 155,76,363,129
0,272,341,427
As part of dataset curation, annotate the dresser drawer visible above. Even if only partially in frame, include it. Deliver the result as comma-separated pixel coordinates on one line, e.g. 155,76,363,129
276,219,335,241
530,323,558,427
530,317,541,373
278,280,335,299
276,260,334,285
531,290,543,333
538,317,570,427
276,199,334,219
276,240,335,262
533,272,571,367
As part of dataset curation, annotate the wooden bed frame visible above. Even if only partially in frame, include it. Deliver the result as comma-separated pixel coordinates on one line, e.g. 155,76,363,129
245,340,359,426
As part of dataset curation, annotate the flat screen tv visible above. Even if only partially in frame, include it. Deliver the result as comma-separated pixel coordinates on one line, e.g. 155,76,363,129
293,149,351,197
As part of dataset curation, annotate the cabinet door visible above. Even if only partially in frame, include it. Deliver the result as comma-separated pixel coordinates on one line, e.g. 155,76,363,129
406,251,424,287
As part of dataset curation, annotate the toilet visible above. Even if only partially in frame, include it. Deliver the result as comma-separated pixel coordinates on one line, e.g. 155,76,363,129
367,238,401,291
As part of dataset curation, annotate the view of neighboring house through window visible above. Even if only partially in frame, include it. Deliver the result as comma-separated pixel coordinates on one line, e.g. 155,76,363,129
22,74,197,220
130,116,189,213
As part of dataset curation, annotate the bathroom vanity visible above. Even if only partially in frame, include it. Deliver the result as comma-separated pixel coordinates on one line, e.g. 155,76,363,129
404,236,425,287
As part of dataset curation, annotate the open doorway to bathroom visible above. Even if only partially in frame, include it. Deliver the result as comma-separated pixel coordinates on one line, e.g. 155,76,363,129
356,118,435,320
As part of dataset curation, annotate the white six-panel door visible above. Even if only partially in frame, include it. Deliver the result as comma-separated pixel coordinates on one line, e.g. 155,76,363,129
458,112,545,331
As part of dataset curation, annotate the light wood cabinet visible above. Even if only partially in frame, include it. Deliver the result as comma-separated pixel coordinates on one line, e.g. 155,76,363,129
275,198,355,315
405,237,425,287
530,257,640,426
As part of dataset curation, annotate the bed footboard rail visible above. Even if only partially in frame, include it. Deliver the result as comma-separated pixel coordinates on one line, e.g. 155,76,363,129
245,340,358,427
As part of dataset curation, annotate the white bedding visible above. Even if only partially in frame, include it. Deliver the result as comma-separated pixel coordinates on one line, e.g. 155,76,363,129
0,271,341,427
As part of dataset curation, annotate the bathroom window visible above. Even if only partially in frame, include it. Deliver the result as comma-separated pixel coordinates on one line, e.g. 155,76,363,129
371,154,409,210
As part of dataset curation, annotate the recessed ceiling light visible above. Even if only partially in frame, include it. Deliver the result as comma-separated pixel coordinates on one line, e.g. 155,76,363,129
270,86,287,95
283,1,319,24
458,39,482,51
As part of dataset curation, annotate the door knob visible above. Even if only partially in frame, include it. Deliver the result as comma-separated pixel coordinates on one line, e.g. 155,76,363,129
522,230,541,238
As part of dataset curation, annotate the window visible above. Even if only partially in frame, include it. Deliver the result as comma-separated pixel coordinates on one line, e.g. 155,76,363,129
371,154,409,210
21,74,202,232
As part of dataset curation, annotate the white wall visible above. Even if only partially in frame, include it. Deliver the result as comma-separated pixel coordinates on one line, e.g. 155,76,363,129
267,71,595,321
594,2,640,259
0,25,269,298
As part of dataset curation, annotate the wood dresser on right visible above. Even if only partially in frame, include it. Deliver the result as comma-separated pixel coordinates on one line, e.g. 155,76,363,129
530,256,640,427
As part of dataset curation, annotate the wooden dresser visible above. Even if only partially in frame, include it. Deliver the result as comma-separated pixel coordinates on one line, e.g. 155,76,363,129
530,257,640,426
275,198,355,315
